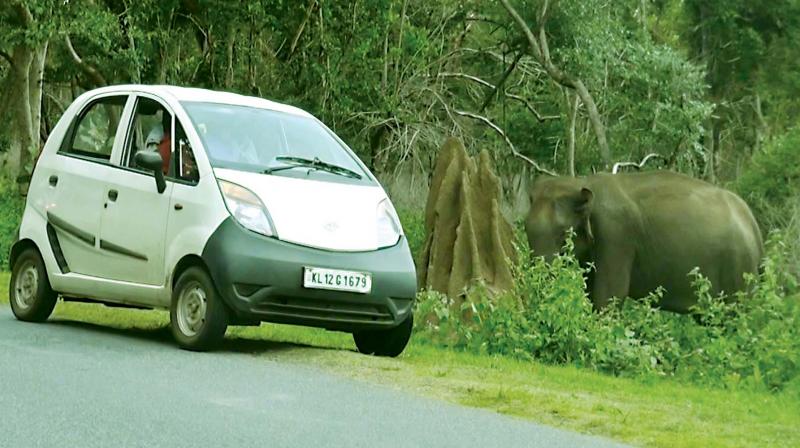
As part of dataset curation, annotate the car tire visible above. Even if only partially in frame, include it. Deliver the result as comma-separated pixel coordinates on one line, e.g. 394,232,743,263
170,266,229,351
9,248,58,323
353,313,413,357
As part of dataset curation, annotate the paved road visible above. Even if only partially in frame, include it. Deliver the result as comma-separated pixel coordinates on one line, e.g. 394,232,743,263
0,308,627,448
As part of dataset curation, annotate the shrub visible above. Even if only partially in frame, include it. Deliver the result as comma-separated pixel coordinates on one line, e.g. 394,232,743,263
734,126,800,227
0,178,24,270
676,233,800,390
414,232,800,391
396,207,425,264
733,125,800,299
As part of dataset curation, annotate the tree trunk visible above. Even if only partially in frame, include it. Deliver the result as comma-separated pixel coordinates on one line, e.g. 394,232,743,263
0,7,48,190
225,28,236,88
567,92,580,177
0,67,15,133
753,92,768,152
28,41,48,153
572,80,609,167
381,26,389,92
286,0,316,61
1,45,34,184
705,117,716,183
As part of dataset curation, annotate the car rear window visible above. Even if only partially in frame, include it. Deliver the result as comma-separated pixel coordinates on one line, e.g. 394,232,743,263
63,95,127,161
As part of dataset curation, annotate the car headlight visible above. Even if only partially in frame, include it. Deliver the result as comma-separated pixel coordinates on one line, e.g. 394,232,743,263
376,199,402,248
218,180,276,237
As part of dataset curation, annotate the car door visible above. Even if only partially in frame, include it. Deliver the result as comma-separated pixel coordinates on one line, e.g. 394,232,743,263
93,94,176,286
45,93,131,278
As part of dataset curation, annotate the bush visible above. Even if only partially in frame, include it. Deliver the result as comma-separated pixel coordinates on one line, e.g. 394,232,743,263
733,125,800,299
0,179,24,270
414,233,800,392
396,207,425,264
675,233,800,390
734,126,800,227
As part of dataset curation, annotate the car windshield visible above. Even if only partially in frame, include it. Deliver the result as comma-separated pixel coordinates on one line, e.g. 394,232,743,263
181,102,368,180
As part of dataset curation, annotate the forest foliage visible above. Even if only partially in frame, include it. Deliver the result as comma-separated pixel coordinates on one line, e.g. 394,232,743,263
3,0,800,193
415,233,800,394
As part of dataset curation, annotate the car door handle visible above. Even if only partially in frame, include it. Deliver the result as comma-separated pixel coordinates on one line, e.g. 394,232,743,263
108,189,118,201
48,175,58,187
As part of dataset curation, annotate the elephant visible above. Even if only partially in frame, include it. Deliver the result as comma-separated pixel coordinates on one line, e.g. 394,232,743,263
525,171,763,312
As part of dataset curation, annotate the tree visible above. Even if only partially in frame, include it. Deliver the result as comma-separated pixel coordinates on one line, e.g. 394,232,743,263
500,0,611,168
0,1,54,189
681,0,800,180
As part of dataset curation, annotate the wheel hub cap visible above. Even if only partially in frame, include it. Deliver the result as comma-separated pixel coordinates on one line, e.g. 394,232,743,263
13,262,38,310
177,282,207,337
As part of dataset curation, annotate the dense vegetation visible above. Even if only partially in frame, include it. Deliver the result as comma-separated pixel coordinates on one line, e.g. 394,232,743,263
2,0,800,400
0,180,23,270
415,233,800,395
4,1,800,196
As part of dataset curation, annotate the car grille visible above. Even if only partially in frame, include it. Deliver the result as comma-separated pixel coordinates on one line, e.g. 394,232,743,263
253,296,395,325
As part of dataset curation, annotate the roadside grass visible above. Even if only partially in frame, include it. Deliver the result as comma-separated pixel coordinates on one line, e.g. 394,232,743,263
2,271,798,447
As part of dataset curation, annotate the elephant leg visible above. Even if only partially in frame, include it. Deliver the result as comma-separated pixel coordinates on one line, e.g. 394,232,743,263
591,246,633,310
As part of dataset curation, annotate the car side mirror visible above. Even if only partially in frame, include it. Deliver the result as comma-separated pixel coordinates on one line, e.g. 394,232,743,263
134,151,166,194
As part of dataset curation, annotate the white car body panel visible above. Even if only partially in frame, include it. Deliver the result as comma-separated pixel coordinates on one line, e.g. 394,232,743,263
161,181,230,306
53,273,164,306
39,93,133,279
96,172,174,285
22,93,84,289
41,156,109,275
214,168,389,252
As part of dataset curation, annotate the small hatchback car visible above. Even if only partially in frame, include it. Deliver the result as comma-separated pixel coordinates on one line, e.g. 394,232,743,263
9,85,417,355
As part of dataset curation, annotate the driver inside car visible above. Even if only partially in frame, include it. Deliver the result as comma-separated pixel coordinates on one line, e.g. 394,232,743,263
145,111,172,174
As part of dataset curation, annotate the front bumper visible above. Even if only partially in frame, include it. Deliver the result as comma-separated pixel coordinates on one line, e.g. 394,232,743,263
202,218,417,332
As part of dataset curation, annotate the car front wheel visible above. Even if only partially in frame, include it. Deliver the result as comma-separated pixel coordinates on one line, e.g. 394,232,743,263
353,313,413,357
9,248,58,323
170,266,229,351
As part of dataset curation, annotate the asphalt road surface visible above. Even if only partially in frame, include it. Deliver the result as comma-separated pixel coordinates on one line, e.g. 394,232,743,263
0,308,627,448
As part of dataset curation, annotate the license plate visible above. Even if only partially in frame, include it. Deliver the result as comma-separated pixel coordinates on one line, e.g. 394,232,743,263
303,267,372,294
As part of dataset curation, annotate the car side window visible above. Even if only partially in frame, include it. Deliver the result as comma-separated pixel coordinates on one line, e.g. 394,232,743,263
124,97,174,176
174,121,199,184
63,96,127,161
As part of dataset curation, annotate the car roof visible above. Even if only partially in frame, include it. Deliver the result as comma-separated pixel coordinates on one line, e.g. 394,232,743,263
85,84,313,118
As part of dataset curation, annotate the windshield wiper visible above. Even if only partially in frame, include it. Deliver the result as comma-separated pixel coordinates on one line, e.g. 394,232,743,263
263,156,362,179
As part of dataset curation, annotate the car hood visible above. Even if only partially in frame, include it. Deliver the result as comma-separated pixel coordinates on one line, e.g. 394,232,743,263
213,168,391,252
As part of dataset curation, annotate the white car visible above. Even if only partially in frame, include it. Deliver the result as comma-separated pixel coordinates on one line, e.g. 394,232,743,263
8,85,417,355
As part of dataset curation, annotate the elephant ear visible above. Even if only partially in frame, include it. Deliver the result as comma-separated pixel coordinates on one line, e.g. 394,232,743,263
574,188,594,216
573,187,595,242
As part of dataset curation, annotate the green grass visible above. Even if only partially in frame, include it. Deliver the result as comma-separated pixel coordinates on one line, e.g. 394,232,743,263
2,271,798,447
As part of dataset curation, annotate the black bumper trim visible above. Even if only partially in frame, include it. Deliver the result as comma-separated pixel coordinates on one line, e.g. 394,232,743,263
256,301,392,319
46,223,70,274
47,211,95,246
99,239,148,261
201,218,417,332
